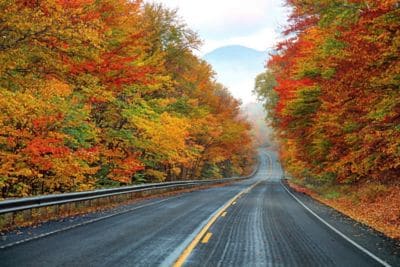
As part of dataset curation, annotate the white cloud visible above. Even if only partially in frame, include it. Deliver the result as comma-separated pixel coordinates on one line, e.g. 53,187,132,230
152,0,287,37
148,0,289,103
151,0,288,54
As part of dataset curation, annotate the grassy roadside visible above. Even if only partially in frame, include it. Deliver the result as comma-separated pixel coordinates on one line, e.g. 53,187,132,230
287,179,400,240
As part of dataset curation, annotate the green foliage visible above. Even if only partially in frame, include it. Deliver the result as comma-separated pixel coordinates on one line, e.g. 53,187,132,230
323,190,341,200
321,38,346,56
288,87,321,117
318,3,360,28
201,163,222,179
133,172,147,184
253,71,279,123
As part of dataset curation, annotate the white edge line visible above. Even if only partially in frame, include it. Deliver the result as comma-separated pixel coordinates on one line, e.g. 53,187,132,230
281,181,391,267
0,197,178,250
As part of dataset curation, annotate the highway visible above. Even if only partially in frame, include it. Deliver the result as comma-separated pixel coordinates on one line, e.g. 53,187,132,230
0,151,398,266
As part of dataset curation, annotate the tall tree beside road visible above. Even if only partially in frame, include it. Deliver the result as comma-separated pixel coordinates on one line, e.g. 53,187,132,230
0,0,255,197
255,0,400,185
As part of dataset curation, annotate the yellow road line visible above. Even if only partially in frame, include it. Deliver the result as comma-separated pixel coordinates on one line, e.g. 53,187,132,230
221,212,227,217
173,180,262,267
201,232,212,244
232,202,236,205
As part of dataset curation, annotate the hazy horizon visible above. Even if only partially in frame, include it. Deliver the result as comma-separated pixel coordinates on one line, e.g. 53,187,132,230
203,45,269,104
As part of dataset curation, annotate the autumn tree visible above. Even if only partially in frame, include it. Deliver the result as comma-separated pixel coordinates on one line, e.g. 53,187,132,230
256,0,400,185
0,0,256,197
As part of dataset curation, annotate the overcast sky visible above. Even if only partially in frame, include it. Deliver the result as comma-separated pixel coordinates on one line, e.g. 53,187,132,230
151,0,289,54
148,0,289,103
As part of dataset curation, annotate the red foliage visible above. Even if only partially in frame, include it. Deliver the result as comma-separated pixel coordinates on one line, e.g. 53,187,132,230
25,138,70,158
263,0,400,186
32,115,63,131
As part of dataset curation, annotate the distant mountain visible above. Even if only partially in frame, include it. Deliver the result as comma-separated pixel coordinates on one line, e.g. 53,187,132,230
204,45,267,71
203,45,270,104
204,45,274,146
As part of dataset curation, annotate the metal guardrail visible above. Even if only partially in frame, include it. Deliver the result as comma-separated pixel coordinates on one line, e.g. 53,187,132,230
0,162,260,215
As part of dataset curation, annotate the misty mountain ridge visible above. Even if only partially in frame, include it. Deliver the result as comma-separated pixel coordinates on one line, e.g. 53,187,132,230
204,45,268,76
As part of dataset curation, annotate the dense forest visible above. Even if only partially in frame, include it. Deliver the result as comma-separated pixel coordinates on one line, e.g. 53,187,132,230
255,0,399,236
0,0,256,198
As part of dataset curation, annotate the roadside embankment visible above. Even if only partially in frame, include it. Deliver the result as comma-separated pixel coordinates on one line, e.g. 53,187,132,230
286,179,400,240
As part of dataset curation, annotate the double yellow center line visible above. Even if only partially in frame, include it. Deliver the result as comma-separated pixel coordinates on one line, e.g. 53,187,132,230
173,180,262,267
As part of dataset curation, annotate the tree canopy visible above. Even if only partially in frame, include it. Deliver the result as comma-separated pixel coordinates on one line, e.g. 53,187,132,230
0,0,256,197
255,0,399,185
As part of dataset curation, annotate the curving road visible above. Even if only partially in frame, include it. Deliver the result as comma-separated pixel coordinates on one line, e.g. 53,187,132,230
0,151,398,266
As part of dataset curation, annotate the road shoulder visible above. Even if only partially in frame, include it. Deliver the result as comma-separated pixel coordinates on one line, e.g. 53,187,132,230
283,180,400,266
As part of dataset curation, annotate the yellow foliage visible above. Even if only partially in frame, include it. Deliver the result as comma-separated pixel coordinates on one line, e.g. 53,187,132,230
145,169,167,182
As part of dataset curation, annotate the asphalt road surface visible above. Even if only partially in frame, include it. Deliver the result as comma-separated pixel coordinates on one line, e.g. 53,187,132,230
1,151,398,266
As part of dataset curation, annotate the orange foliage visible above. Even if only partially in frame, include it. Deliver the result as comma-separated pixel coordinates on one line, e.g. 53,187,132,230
0,0,255,197
259,0,400,184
